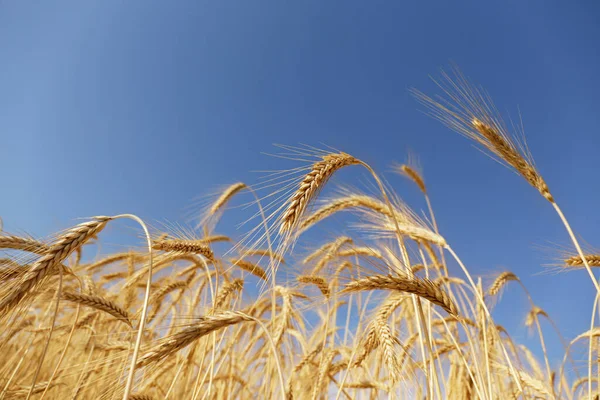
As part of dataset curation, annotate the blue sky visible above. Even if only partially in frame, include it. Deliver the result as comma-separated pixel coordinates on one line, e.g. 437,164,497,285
1,1,600,366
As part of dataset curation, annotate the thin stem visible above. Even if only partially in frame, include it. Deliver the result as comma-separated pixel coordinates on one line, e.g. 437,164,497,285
26,266,63,400
552,202,599,400
115,214,153,400
445,245,523,393
552,202,600,291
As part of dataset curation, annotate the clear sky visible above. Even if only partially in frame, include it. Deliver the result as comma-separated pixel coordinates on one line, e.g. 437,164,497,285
1,1,600,367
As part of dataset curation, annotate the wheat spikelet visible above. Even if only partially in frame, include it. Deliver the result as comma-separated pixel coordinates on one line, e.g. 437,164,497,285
565,254,600,267
342,274,458,316
145,280,187,322
95,340,132,352
230,258,267,281
312,236,355,274
525,306,549,328
0,217,111,313
129,394,154,400
279,152,360,234
312,349,335,399
303,236,353,264
471,118,553,202
396,164,426,194
62,291,133,327
343,381,388,391
213,278,244,310
152,239,214,260
209,182,247,216
298,275,330,298
241,249,286,264
149,280,187,305
0,235,49,254
495,363,553,398
101,271,128,282
287,343,324,399
0,258,24,280
136,311,252,367
411,264,425,274
414,70,554,203
337,247,383,259
375,318,400,383
298,195,392,233
82,275,97,295
378,219,446,247
273,286,292,345
293,343,324,373
199,234,231,244
4,381,61,399
488,271,519,296
84,252,145,272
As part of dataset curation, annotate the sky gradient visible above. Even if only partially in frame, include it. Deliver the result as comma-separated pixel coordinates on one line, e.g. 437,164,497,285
1,1,600,366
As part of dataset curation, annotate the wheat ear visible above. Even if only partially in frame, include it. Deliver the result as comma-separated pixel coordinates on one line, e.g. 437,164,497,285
342,274,458,316
62,292,132,327
0,235,49,254
230,258,268,281
565,254,600,267
280,152,360,234
488,271,519,296
209,182,247,215
136,311,253,367
152,239,214,260
0,217,110,313
298,275,330,298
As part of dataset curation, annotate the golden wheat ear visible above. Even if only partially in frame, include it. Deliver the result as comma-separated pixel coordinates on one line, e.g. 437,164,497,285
196,182,248,230
565,254,600,268
488,271,519,297
61,291,133,328
135,310,253,367
413,68,553,203
0,217,111,314
279,152,360,235
341,274,458,317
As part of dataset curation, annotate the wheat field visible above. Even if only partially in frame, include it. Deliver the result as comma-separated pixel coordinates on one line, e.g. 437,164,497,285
1,72,597,399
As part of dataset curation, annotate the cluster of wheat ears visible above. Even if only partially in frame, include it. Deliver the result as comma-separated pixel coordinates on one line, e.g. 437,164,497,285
1,71,599,400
